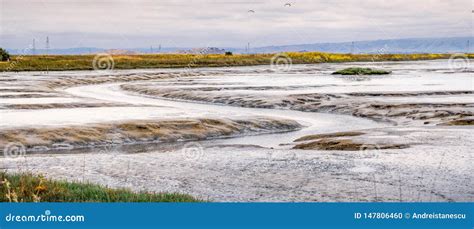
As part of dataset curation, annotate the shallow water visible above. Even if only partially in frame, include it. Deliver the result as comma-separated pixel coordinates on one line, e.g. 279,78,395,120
64,83,383,147
146,62,473,96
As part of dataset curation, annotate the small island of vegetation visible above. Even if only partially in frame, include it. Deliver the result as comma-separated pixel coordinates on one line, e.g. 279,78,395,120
332,67,391,75
0,48,10,62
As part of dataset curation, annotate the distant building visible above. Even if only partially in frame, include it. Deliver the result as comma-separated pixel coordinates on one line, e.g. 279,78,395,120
105,49,139,55
177,47,226,54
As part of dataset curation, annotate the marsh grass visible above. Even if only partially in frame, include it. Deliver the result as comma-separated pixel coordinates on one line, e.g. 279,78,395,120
0,52,468,71
0,172,200,202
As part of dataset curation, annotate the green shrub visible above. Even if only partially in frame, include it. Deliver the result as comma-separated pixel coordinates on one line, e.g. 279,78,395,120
332,67,391,75
0,48,10,61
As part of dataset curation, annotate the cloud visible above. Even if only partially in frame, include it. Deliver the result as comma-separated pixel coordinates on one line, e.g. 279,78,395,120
1,0,471,48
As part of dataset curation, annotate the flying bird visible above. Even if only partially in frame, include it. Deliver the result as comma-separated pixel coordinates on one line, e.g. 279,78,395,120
284,3,291,7
248,10,255,13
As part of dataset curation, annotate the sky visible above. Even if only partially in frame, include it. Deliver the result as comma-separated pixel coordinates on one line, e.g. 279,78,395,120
0,0,472,49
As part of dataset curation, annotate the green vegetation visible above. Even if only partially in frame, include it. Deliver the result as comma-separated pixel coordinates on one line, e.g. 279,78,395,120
332,67,391,75
0,52,470,72
0,48,10,61
0,172,200,202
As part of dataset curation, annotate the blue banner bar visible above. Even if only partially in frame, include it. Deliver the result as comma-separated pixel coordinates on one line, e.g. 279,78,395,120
1,203,472,229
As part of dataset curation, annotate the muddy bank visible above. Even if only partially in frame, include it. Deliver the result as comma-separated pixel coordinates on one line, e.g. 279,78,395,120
293,139,408,151
292,130,409,151
0,93,59,99
294,131,365,142
1,103,136,110
0,117,302,152
42,69,253,89
43,73,184,89
121,84,474,126
439,118,474,126
0,88,52,93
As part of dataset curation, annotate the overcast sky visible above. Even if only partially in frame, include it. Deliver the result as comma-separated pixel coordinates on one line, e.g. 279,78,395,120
0,0,472,49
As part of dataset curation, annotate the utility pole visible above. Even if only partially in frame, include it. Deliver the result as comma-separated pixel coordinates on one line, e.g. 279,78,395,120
46,36,50,55
32,39,36,55
467,40,470,53
158,44,161,53
150,46,153,54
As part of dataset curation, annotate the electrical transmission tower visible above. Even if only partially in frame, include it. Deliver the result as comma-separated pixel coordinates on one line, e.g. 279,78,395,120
46,36,50,54
32,39,36,55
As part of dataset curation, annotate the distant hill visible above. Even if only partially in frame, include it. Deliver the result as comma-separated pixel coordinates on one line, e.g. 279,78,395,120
104,49,139,55
6,37,472,55
230,37,473,54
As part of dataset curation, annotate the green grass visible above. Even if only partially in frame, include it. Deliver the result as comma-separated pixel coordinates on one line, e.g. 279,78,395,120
332,67,391,75
0,52,470,72
0,172,200,202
